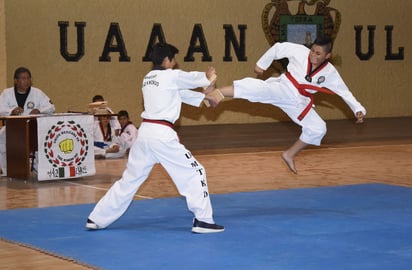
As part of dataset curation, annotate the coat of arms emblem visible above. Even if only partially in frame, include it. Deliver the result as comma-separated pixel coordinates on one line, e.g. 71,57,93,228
261,0,341,71
262,0,341,46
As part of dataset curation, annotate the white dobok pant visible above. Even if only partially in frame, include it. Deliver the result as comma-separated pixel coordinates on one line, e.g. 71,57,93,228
88,122,214,228
234,77,327,146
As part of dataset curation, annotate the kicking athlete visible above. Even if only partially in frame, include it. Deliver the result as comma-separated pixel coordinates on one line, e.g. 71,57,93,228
86,42,224,233
207,35,366,174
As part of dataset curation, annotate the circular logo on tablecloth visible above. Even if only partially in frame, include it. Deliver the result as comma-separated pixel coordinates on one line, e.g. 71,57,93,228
43,120,89,167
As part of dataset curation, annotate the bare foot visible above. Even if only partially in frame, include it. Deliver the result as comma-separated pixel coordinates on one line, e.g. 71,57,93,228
281,152,297,174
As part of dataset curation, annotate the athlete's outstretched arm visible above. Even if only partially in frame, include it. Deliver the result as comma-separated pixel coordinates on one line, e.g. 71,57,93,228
254,65,265,75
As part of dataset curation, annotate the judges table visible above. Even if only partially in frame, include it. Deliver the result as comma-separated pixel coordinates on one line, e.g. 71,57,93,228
1,115,37,179
1,114,95,180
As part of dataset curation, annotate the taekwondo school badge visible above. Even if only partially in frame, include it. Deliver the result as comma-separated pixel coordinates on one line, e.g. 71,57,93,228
27,101,35,110
317,75,325,84
261,0,341,71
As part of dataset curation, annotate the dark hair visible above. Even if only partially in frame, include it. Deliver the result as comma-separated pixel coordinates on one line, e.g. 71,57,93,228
14,67,31,79
118,110,129,118
313,35,333,53
92,95,104,102
151,43,179,65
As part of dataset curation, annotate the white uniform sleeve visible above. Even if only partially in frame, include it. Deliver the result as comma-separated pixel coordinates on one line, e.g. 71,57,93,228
179,90,205,107
110,128,120,147
31,88,55,114
118,124,138,149
103,107,121,130
174,70,209,107
325,70,366,116
256,42,306,70
110,117,121,130
0,88,16,116
174,70,211,89
141,69,212,123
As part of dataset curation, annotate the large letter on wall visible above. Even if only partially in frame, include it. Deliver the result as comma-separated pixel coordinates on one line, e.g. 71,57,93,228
354,25,376,61
58,21,86,62
184,24,212,62
99,23,131,62
142,23,167,62
385,25,404,60
223,24,247,62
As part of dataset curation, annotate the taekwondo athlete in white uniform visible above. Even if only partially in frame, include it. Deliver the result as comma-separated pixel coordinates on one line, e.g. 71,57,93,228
207,35,366,174
86,42,225,233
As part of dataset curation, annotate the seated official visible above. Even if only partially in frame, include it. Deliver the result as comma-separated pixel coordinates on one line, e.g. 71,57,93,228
0,67,55,176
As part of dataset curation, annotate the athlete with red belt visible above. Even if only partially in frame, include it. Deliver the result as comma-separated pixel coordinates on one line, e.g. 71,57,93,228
86,43,224,233
208,36,366,174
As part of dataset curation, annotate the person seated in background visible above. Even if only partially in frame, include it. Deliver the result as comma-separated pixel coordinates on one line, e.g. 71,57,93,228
91,95,121,135
0,67,55,176
117,110,138,154
93,109,126,159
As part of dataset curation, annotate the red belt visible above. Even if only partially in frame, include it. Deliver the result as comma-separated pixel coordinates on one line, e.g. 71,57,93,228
142,119,174,128
285,72,335,121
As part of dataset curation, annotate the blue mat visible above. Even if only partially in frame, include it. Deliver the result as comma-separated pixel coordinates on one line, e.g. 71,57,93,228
1,184,412,270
